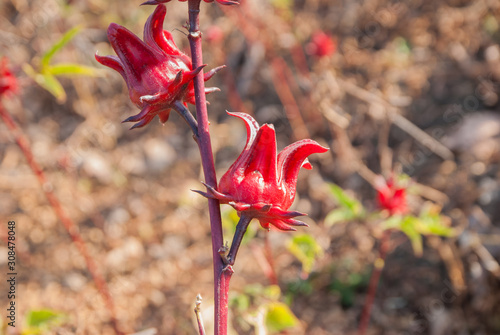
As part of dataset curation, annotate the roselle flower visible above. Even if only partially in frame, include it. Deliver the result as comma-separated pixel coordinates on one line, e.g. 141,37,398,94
199,112,328,231
375,175,408,216
95,4,222,129
306,31,337,58
0,57,18,97
142,0,239,6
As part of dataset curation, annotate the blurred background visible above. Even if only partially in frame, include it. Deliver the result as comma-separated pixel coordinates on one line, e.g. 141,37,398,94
1,0,500,334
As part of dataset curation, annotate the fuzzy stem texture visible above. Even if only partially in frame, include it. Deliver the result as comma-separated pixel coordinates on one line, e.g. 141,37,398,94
358,230,391,335
186,1,229,334
0,103,123,335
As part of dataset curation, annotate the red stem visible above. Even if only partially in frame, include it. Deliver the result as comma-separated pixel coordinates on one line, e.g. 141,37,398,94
0,103,123,335
186,1,229,334
358,230,391,335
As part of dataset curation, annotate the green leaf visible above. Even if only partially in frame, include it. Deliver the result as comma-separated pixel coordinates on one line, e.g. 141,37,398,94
325,184,364,225
400,216,423,257
46,63,102,77
271,0,292,10
381,215,404,230
23,64,66,103
324,208,356,226
265,302,298,333
41,26,81,69
262,285,281,301
230,293,251,312
23,309,66,334
287,234,323,275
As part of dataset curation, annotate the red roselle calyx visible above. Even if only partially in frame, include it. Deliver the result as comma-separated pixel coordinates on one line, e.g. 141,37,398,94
0,57,18,97
141,0,239,6
95,4,223,129
375,175,408,216
306,31,337,59
197,112,328,232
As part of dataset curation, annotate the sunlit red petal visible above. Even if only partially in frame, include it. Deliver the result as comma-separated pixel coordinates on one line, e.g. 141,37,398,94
277,139,328,206
244,124,278,183
107,23,164,84
95,53,125,79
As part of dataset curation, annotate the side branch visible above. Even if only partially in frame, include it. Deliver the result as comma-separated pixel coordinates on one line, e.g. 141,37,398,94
173,100,199,138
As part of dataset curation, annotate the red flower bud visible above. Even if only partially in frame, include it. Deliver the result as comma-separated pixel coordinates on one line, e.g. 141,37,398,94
0,57,18,97
375,175,408,215
96,4,222,129
198,112,328,231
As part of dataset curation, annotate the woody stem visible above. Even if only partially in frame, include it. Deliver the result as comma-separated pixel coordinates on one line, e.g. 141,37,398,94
225,215,253,266
187,1,228,335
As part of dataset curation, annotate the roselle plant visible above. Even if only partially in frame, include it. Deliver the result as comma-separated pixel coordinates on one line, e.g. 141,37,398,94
96,0,327,334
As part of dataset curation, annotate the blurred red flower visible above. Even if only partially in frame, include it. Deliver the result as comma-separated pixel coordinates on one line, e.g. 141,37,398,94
306,31,337,58
199,112,328,231
0,57,18,97
375,175,408,215
96,4,221,129
142,0,239,6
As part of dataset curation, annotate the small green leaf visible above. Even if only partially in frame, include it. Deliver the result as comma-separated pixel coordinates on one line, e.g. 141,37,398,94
24,64,66,103
265,302,298,333
230,293,251,312
41,26,81,69
271,0,292,10
262,285,281,301
325,184,364,225
23,309,66,334
329,184,361,212
287,234,323,275
382,215,404,230
46,63,102,77
324,208,356,226
400,216,423,257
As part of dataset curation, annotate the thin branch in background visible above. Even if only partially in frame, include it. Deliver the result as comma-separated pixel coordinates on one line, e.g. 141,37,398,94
338,78,454,161
270,58,310,140
0,103,123,335
194,294,206,335
377,118,393,177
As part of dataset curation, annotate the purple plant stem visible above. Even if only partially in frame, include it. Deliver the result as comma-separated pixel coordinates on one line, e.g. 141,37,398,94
0,103,123,335
186,1,230,334
358,230,391,335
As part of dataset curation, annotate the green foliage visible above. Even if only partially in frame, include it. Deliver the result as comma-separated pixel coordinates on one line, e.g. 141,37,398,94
383,203,455,257
265,302,298,333
324,184,365,226
22,309,66,335
230,284,300,334
287,233,323,275
271,0,292,10
23,26,101,103
394,36,411,54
